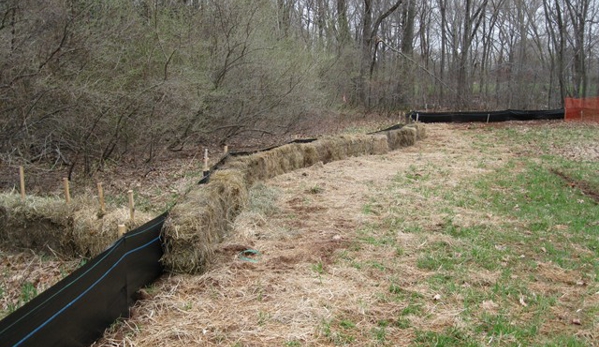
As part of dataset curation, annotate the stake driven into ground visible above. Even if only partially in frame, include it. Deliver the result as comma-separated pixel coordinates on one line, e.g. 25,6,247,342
3,122,599,346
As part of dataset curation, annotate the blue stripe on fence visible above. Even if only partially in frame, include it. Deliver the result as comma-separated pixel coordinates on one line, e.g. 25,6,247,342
0,217,164,340
13,235,161,347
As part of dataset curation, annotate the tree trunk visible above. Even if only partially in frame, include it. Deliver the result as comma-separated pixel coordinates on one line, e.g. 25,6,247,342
359,0,403,109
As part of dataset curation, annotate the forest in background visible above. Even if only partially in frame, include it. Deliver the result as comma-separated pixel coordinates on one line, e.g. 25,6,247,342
1,0,598,175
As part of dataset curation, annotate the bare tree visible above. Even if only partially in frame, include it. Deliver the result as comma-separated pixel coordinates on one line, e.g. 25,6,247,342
456,0,489,108
359,0,403,108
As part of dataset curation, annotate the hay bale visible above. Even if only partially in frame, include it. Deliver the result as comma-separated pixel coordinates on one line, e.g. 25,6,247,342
387,127,417,150
315,134,389,161
0,192,157,258
162,169,248,274
312,138,338,163
314,135,367,163
222,143,320,186
406,123,427,140
0,193,76,254
300,143,320,167
71,207,153,258
369,134,390,155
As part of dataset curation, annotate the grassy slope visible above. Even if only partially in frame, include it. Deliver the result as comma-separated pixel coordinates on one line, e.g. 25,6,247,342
391,123,599,346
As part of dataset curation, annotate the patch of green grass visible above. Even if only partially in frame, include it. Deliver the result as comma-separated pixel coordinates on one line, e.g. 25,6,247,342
20,282,37,306
322,124,599,346
416,241,460,271
366,260,386,271
467,159,599,270
311,261,325,275
476,313,538,343
395,317,411,329
389,283,403,295
356,225,398,249
307,185,324,194
400,300,423,316
372,320,388,342
414,327,479,346
339,319,355,329
541,335,595,346
319,318,356,345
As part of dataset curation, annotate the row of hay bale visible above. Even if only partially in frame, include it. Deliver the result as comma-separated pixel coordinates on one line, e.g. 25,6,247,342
161,123,426,274
0,194,152,258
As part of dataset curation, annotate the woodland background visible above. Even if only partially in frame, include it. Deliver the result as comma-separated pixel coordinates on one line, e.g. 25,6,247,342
1,0,598,174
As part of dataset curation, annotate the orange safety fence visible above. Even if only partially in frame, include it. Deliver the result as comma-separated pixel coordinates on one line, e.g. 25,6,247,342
565,97,599,122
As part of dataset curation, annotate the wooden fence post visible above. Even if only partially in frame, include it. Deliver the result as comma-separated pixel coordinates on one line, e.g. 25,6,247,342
97,182,106,215
63,178,71,204
203,148,209,177
128,190,135,223
118,224,126,238
19,166,25,202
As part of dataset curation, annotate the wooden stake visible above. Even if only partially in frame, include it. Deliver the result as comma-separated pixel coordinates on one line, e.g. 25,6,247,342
223,145,229,154
19,166,25,202
128,190,135,223
118,224,126,238
486,113,490,123
97,182,106,215
203,148,209,172
63,178,71,204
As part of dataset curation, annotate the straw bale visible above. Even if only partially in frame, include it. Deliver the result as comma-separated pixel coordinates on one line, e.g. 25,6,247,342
342,134,369,157
313,135,366,163
0,193,76,254
0,192,157,258
300,143,320,167
222,143,320,186
369,134,390,155
224,155,267,186
162,169,249,274
71,207,153,258
312,138,338,163
387,126,417,150
406,122,427,140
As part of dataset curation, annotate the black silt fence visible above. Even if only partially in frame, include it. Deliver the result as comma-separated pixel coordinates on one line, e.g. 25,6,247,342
0,212,167,347
408,109,564,123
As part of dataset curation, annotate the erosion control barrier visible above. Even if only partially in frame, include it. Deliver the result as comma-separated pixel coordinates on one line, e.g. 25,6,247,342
408,109,564,123
0,122,426,345
162,123,426,273
0,213,167,347
0,194,153,258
